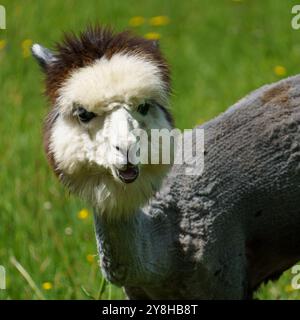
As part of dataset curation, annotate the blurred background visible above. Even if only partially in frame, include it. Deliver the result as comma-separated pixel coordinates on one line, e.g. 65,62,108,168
1,0,300,299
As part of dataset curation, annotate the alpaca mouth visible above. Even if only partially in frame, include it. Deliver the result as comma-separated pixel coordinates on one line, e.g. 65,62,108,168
116,165,139,183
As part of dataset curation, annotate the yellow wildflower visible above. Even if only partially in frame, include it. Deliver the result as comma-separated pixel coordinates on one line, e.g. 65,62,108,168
149,16,170,26
86,254,96,264
285,284,294,293
0,40,6,50
78,208,90,220
129,16,145,27
273,65,287,77
21,39,33,58
42,282,53,290
144,32,161,40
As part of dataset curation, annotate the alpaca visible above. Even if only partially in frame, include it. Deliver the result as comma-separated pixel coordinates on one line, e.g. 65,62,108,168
32,26,300,299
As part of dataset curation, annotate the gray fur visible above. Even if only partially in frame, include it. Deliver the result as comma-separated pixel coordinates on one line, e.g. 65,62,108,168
94,74,300,299
31,44,56,70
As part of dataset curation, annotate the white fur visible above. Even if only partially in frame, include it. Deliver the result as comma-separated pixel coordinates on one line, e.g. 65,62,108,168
57,53,169,114
49,53,172,218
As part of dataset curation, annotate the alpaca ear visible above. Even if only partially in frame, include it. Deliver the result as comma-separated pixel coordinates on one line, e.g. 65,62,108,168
151,40,159,49
31,44,56,71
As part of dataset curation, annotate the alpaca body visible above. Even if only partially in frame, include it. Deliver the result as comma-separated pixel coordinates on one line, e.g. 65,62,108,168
95,74,300,299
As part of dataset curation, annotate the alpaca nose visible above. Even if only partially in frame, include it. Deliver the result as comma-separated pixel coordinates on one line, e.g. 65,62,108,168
114,137,136,155
114,144,125,153
114,144,137,165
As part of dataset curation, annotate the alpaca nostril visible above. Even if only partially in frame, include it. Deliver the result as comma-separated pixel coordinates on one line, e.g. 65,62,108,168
114,145,128,155
114,144,131,159
114,145,127,157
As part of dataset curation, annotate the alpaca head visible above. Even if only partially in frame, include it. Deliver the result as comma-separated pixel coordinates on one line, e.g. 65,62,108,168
32,26,173,218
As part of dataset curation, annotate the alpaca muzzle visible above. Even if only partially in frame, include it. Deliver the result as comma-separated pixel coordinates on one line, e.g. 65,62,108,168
116,164,139,183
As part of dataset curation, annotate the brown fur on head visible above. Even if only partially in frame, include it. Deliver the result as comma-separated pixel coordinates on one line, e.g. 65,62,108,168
32,25,173,218
41,26,171,103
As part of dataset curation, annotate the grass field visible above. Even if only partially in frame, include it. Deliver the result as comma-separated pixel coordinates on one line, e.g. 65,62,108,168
1,0,300,299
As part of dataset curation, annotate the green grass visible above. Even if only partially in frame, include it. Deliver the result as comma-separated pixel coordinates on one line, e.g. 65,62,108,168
1,0,300,299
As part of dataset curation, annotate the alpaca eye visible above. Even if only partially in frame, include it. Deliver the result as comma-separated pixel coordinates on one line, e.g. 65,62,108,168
137,102,150,116
74,106,96,123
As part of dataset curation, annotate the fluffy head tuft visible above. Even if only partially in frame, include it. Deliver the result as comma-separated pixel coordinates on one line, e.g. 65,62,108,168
45,26,170,103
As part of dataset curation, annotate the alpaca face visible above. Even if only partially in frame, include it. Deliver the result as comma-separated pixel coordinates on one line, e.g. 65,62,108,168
32,27,172,217
49,54,172,215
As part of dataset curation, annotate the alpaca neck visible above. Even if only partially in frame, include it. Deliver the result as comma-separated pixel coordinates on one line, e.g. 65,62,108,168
93,207,173,287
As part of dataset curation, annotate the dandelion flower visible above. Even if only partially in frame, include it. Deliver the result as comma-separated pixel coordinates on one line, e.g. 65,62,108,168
86,254,96,264
0,40,7,50
144,32,161,40
42,282,53,290
149,16,170,26
129,16,145,27
77,208,90,220
273,65,287,77
21,39,33,58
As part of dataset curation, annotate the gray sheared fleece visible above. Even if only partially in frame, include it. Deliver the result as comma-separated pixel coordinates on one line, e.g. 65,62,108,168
94,74,300,299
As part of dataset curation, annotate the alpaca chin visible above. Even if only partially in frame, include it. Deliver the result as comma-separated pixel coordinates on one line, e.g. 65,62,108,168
61,163,171,219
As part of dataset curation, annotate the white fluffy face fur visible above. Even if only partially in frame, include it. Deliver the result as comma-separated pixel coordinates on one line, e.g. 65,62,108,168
49,53,172,218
